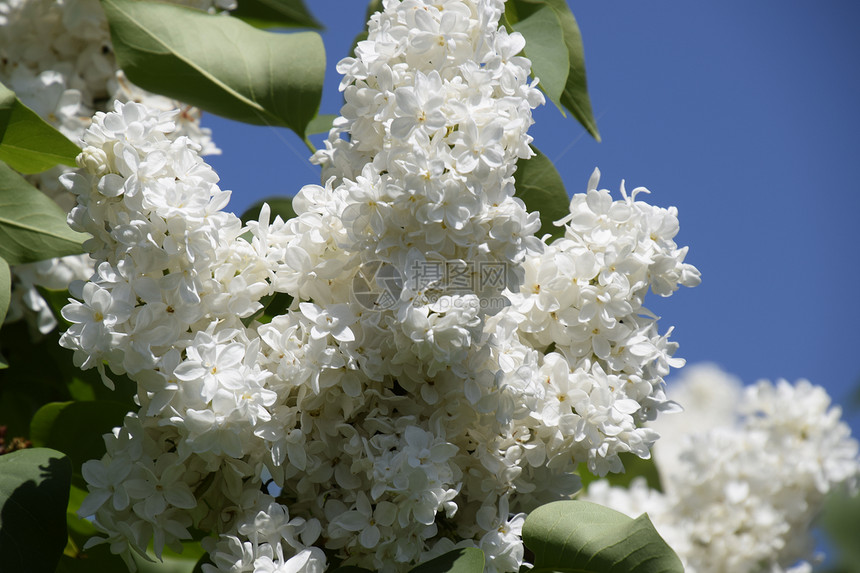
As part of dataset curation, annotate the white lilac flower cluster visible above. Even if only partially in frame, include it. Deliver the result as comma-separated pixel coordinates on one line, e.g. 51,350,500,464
0,0,231,335
61,1,699,572
583,364,860,573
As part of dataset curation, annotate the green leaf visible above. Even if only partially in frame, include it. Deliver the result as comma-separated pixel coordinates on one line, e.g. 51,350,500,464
0,161,88,265
514,147,569,242
523,500,684,573
231,0,321,30
29,400,130,488
29,401,72,448
409,547,485,573
821,489,860,573
0,82,80,174
0,448,71,573
578,452,664,493
306,113,337,136
240,196,297,225
102,0,326,138
507,3,569,108
542,0,600,141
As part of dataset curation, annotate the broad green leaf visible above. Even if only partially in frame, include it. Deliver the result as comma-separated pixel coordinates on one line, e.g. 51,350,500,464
0,82,80,174
0,448,71,573
409,547,485,573
231,0,321,30
102,0,326,138
543,0,600,141
240,196,297,225
328,568,374,573
306,113,337,136
523,500,684,573
506,3,569,108
29,400,130,487
514,147,569,242
0,161,88,265
578,452,664,493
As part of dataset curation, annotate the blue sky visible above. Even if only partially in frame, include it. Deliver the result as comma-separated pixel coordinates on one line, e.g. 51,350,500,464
203,1,860,436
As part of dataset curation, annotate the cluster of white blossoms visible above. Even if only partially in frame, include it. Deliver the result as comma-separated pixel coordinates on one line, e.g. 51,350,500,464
0,0,232,335
583,364,860,573
62,1,700,572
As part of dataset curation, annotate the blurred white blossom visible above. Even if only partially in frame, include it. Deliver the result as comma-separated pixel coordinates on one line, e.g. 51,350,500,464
583,364,860,573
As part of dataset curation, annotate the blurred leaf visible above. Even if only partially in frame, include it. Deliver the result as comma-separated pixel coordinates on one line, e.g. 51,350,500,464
505,2,568,108
409,547,485,573
232,0,321,29
0,448,71,573
0,81,80,174
306,113,337,136
0,161,88,265
578,452,663,493
29,401,72,448
821,489,860,573
29,400,130,488
523,500,683,573
103,0,325,138
514,147,569,242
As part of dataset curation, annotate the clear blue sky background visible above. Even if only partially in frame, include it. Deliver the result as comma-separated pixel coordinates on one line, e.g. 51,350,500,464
203,1,860,437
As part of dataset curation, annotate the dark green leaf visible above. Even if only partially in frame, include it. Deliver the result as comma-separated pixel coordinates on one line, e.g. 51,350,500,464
0,448,71,573
514,147,569,242
0,161,88,265
29,400,130,488
102,0,326,138
523,500,684,573
328,568,374,573
232,0,321,30
192,552,215,573
240,196,297,225
507,4,569,108
542,0,600,141
0,81,80,174
29,401,72,448
578,452,663,493
409,548,485,573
